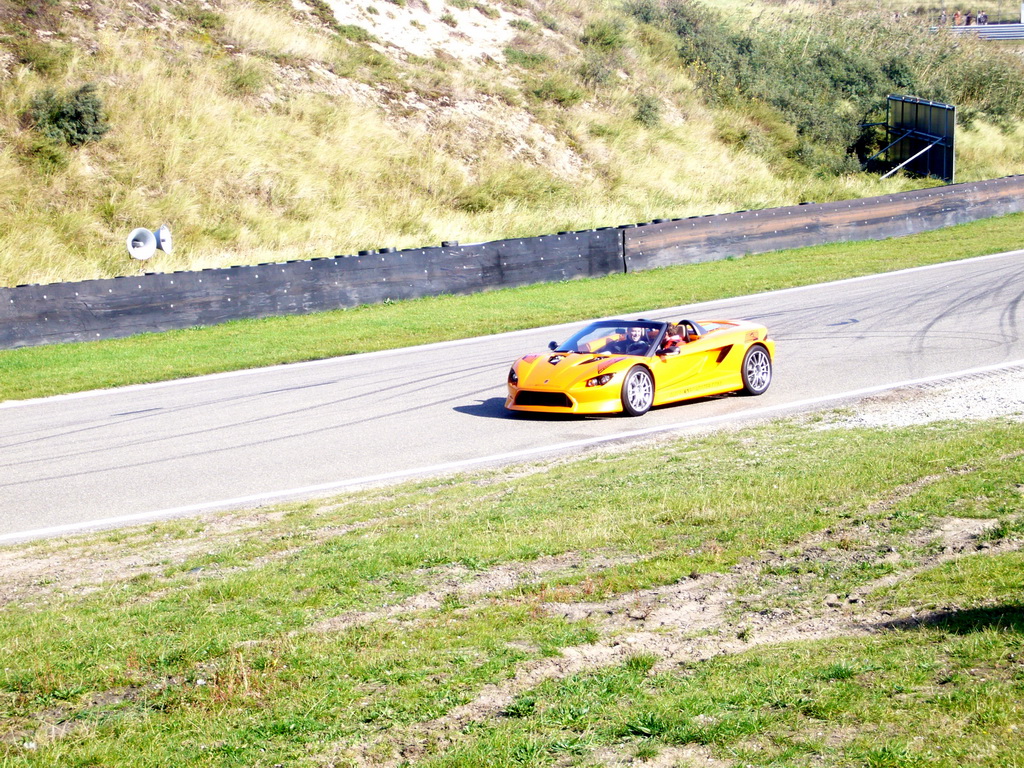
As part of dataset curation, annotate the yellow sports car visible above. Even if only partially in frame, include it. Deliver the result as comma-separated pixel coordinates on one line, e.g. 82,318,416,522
506,318,774,416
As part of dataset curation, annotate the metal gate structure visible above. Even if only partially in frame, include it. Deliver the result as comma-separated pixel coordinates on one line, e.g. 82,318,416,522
882,95,956,183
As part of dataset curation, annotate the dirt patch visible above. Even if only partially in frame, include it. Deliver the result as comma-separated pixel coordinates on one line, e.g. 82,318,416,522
1,686,143,747
336,511,1020,765
283,0,590,178
935,516,999,547
316,0,529,65
310,549,642,633
587,745,732,767
0,508,386,608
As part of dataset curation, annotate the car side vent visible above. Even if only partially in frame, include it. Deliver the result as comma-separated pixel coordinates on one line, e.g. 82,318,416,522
715,345,733,363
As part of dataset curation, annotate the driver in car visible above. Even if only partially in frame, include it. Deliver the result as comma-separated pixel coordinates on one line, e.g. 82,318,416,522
622,326,648,354
599,326,650,354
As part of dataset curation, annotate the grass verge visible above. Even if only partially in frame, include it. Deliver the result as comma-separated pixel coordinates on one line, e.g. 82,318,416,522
2,212,1023,402
0,416,1022,765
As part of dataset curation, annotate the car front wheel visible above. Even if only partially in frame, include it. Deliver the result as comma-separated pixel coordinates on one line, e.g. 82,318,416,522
741,344,772,395
621,366,654,416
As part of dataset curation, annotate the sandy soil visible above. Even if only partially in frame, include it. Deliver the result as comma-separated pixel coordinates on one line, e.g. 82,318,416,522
312,0,523,64
289,0,590,177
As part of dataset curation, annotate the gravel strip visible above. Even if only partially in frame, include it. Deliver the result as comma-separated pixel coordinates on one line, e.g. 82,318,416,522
817,365,1024,428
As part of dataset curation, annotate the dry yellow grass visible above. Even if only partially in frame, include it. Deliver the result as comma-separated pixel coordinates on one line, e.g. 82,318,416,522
0,0,1020,287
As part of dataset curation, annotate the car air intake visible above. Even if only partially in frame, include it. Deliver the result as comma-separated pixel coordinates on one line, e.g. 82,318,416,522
515,391,572,408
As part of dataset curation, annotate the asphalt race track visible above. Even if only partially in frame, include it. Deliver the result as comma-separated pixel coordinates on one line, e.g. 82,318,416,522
3,250,1023,543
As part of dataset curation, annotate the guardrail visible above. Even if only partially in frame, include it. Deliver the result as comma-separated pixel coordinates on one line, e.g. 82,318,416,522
949,22,1024,38
2,175,1023,349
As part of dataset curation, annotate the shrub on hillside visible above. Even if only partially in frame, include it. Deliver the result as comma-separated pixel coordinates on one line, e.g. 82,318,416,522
337,24,377,42
455,167,573,213
577,52,617,88
580,19,627,50
530,76,584,106
633,93,662,127
10,37,70,75
505,47,549,69
537,12,558,31
226,59,268,96
663,0,731,55
623,0,661,25
298,0,339,34
25,135,69,175
28,84,110,147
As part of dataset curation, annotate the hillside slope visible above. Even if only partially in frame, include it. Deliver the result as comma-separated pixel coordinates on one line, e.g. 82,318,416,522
0,0,1022,286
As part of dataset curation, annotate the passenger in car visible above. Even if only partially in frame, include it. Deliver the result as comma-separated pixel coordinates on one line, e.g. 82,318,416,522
660,323,684,352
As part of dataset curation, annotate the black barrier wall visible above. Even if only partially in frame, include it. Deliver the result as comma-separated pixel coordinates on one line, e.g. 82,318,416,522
1,176,1023,349
0,229,624,348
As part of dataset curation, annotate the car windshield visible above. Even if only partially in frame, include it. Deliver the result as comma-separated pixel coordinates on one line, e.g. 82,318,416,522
555,320,666,356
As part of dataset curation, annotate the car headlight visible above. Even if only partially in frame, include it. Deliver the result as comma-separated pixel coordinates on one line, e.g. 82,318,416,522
586,373,614,387
508,367,518,385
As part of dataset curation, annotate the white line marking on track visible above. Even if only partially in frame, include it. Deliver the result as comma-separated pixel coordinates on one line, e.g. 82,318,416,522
4,358,1022,545
4,248,1021,411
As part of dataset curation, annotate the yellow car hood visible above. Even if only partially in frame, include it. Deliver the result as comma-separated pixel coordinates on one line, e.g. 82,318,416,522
516,353,631,390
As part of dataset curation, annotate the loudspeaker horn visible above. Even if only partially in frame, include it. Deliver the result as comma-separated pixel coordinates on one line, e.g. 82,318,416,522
154,224,173,255
126,227,157,261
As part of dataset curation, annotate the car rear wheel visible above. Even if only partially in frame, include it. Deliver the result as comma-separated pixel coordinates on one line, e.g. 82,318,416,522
621,366,654,416
741,344,772,395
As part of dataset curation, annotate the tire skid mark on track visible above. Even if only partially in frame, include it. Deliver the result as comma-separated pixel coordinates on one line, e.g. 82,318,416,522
0,352,513,468
0,381,504,485
4,359,1024,545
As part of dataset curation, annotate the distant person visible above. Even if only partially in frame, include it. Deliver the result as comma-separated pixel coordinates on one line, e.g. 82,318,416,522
978,10,988,23
965,10,973,24
953,9,962,24
939,10,947,23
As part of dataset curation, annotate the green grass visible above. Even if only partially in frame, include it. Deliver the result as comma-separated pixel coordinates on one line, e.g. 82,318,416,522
1,418,1022,765
427,615,1024,767
3,212,1023,402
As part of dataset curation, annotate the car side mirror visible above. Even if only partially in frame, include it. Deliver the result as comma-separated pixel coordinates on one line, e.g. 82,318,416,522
548,341,558,351
659,347,681,357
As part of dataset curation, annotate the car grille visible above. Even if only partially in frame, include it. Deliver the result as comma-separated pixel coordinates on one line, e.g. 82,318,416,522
515,391,573,408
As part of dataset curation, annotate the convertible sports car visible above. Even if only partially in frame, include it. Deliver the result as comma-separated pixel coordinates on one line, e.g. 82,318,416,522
505,318,774,416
